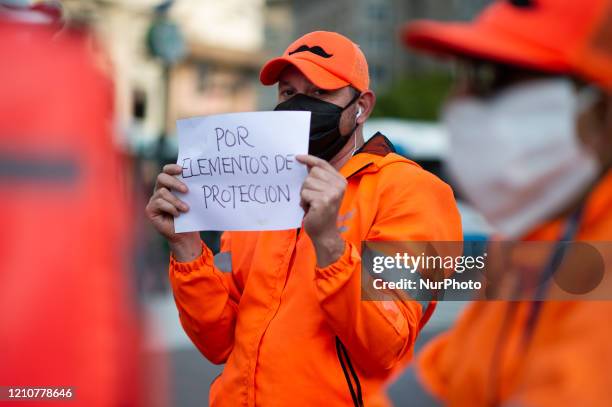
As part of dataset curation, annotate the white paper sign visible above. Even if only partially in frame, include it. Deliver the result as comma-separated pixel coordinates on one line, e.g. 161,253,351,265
174,111,310,232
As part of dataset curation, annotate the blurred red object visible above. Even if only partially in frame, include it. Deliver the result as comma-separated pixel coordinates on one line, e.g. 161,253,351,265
0,15,142,406
404,0,612,91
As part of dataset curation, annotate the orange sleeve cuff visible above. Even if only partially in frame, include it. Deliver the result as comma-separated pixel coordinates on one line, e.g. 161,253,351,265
314,241,360,280
169,240,213,274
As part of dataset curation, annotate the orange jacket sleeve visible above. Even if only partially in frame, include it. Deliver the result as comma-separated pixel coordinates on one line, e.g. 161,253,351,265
314,166,462,375
416,303,612,407
169,233,242,364
506,302,612,407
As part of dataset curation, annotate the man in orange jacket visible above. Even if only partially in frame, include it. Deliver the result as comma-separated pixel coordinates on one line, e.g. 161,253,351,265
146,31,462,406
403,0,612,405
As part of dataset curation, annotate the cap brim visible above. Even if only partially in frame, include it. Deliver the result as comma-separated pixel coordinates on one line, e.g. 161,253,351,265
402,20,571,73
260,56,350,90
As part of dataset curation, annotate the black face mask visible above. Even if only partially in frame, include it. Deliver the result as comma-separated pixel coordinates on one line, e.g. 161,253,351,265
274,93,360,161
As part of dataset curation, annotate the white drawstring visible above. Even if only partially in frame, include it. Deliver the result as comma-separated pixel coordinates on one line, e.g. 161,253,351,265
351,107,362,156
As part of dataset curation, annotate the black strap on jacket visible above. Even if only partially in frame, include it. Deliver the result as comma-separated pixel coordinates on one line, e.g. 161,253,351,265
487,202,586,406
335,337,364,407
522,202,586,346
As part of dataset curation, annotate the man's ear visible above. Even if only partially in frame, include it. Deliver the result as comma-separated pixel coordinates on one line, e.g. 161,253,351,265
356,90,376,125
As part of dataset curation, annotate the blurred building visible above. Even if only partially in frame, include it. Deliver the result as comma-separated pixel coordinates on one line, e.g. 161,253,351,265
168,0,266,138
289,0,490,91
62,0,267,153
57,0,491,149
260,0,294,108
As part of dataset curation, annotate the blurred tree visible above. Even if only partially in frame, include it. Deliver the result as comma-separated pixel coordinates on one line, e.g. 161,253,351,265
371,71,453,121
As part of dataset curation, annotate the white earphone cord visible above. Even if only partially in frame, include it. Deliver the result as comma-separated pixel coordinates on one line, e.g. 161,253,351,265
351,107,362,156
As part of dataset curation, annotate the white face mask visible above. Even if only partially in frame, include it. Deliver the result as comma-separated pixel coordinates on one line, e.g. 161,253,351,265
443,78,600,238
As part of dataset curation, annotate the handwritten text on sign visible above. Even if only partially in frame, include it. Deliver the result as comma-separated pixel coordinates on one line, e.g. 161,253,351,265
174,111,310,232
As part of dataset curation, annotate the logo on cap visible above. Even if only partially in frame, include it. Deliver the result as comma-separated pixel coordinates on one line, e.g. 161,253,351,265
288,44,334,59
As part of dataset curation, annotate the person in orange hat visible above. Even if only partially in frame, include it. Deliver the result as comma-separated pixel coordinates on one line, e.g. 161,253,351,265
146,31,462,406
402,0,612,405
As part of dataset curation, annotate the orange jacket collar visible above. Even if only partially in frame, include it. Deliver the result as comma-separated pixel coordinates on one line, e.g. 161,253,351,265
340,132,420,179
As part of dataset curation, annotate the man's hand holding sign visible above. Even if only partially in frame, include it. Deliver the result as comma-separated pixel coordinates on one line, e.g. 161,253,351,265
146,112,348,266
146,163,198,262
297,154,347,267
148,159,348,267
147,111,313,262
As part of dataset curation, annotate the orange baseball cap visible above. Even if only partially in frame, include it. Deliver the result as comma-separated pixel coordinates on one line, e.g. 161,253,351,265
403,0,612,90
260,31,370,92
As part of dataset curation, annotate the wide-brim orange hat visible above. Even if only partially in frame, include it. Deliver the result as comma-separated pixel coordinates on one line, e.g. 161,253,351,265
403,0,612,90
260,31,370,92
